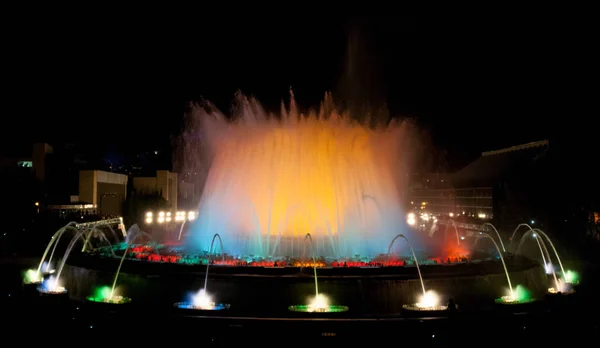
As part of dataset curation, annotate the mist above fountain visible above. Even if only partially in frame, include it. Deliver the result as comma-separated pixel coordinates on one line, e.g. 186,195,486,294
181,91,421,259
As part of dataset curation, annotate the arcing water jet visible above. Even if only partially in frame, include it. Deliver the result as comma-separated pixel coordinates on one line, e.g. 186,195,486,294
110,226,158,301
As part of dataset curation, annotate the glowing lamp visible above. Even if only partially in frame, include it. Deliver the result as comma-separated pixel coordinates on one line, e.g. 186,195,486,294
288,293,349,313
403,290,448,312
174,289,230,311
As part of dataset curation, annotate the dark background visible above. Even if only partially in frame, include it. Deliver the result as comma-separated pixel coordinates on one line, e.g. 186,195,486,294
1,15,596,177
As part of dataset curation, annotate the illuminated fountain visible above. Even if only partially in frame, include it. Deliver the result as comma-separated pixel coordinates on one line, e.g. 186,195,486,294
37,275,67,295
183,91,421,260
24,222,118,286
87,226,156,304
473,232,533,304
23,222,79,285
511,224,578,294
385,234,446,311
515,229,561,294
175,233,230,310
532,228,576,292
289,233,348,313
87,285,131,304
42,94,552,315
38,228,90,295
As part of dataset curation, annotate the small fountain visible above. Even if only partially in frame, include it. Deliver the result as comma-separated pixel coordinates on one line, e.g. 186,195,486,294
473,232,534,304
512,224,578,294
87,285,131,304
87,226,157,304
515,230,561,294
37,275,67,295
494,284,533,305
37,227,90,295
533,228,577,294
23,222,79,285
387,234,447,312
175,233,230,310
289,233,348,313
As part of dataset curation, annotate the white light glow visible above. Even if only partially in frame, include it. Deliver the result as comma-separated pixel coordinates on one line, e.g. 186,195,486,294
192,289,215,309
307,293,329,312
416,290,440,309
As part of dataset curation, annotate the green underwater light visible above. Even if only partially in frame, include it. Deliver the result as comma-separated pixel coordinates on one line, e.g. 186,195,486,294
87,286,131,304
564,270,579,284
495,285,535,304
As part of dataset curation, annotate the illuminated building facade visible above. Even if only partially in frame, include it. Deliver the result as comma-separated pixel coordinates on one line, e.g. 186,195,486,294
410,140,549,225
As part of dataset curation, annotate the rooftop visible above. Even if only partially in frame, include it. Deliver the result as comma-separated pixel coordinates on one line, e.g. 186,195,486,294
451,140,549,188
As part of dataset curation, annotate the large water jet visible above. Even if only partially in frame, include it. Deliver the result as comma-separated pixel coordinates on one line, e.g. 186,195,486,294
181,92,421,259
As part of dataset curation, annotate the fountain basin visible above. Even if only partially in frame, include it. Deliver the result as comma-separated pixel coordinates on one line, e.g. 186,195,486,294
37,286,67,295
174,302,231,311
21,281,42,298
22,279,42,286
288,305,349,313
494,296,536,305
59,253,548,315
402,304,448,312
86,295,132,304
548,287,575,295
401,303,451,317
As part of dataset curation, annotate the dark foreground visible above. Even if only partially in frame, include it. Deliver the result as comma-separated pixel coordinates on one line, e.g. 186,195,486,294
2,258,599,344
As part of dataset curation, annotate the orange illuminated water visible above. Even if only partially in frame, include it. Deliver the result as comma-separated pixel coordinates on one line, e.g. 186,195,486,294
181,92,421,258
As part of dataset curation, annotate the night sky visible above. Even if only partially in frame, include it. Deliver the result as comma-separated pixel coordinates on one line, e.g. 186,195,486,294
3,15,596,171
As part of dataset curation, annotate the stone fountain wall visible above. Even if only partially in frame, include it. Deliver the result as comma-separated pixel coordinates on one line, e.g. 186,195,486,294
60,258,547,315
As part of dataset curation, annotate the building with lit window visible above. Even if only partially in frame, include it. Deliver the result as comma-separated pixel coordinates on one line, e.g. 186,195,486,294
410,140,549,225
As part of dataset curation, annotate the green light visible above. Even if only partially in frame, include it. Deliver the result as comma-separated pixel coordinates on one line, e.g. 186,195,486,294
86,286,131,304
564,270,579,284
494,285,535,304
514,285,531,302
23,269,42,284
93,286,112,301
288,305,349,313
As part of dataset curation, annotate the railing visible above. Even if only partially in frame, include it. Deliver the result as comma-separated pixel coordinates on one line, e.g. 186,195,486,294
75,218,126,237
436,220,492,237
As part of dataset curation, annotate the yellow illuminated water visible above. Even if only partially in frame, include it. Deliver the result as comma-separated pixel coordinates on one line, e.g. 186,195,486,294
182,92,419,258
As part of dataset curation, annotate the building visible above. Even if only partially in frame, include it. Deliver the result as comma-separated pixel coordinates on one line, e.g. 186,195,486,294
77,170,128,216
132,170,178,210
410,140,549,225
